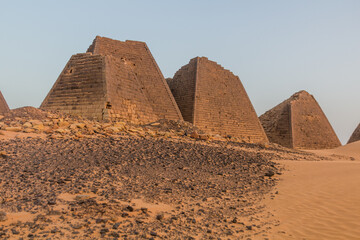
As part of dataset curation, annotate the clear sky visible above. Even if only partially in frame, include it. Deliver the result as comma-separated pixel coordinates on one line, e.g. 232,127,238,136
0,0,359,144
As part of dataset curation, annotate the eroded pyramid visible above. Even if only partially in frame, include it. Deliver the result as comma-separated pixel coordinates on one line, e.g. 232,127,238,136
41,36,182,123
348,124,360,144
0,91,9,114
167,57,268,143
260,91,341,149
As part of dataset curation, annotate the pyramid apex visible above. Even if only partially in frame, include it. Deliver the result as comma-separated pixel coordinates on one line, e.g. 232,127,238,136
289,90,313,102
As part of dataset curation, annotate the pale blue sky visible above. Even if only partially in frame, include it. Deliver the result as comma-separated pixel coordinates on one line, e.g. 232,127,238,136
0,0,359,144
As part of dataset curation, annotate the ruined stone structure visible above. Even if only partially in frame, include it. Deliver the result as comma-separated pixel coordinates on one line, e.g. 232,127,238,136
41,36,182,123
167,57,268,144
348,124,360,144
260,91,341,149
0,91,9,114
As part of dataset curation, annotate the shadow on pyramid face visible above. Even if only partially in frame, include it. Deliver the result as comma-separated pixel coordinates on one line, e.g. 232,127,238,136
347,123,360,144
0,91,10,114
259,90,341,150
40,36,182,124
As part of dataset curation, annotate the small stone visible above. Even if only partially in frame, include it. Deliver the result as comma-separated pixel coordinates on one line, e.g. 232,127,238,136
109,232,120,238
113,222,120,229
75,195,91,201
190,131,199,139
5,126,22,132
198,134,209,140
95,218,107,224
0,151,9,159
71,223,83,229
125,205,134,212
264,170,275,177
0,211,7,221
156,214,164,221
24,128,35,133
23,122,32,128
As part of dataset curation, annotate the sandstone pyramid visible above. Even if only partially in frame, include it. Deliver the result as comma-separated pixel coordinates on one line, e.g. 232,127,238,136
260,90,341,149
348,124,360,144
0,91,9,114
167,57,268,143
41,36,182,123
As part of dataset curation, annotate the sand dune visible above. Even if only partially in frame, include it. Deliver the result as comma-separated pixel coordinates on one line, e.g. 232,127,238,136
307,141,360,161
263,142,360,239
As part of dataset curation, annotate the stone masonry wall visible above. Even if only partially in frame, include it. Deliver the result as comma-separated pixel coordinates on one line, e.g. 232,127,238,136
259,100,292,148
193,57,268,143
290,92,341,149
348,123,360,144
87,36,182,121
167,58,197,123
0,91,10,114
104,56,159,123
41,53,107,120
260,91,341,149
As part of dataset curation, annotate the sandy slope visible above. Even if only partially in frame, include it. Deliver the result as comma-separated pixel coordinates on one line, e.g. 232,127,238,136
263,141,360,240
307,140,360,161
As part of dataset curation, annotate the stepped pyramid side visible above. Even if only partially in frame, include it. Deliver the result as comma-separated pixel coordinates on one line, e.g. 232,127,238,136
87,36,182,121
0,91,10,114
260,91,341,149
169,57,268,143
103,56,159,123
167,59,197,123
348,123,360,144
41,53,107,120
290,92,341,149
259,100,292,148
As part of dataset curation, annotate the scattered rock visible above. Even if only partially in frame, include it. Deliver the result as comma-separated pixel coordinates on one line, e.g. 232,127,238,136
265,170,275,177
0,211,7,221
125,205,134,212
5,126,22,132
156,213,164,221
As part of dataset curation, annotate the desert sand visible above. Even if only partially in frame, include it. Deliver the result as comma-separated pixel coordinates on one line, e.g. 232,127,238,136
262,142,360,240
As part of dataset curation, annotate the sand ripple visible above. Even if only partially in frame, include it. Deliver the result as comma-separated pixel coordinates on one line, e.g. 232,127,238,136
265,160,360,240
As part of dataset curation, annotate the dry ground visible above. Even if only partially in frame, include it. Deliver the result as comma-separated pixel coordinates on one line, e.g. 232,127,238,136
2,107,357,240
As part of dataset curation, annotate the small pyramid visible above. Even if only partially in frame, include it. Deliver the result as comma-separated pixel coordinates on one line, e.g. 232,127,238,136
41,36,182,123
168,57,268,143
260,91,341,149
0,91,10,114
348,124,360,144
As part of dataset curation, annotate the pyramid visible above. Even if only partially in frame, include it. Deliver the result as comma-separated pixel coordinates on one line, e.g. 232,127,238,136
167,57,268,143
348,124,360,144
41,36,182,123
259,90,341,149
0,91,10,114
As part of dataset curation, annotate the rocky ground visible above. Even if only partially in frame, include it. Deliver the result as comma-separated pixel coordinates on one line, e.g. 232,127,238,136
0,107,321,239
